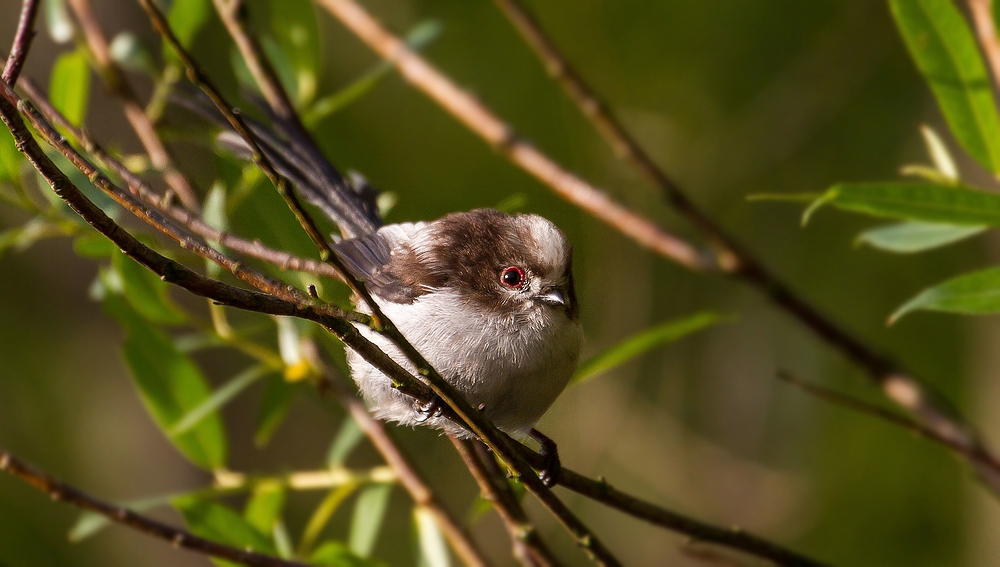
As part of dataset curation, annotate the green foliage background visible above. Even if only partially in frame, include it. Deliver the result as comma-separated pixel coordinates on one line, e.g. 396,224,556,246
1,0,998,565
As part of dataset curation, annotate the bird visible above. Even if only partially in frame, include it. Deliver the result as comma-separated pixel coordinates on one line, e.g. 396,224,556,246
186,96,582,483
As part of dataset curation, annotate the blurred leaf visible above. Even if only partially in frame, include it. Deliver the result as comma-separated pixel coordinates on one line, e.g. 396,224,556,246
264,0,321,104
573,312,725,384
108,296,227,469
171,364,271,436
311,541,384,567
73,232,116,258
467,476,525,526
69,495,165,542
244,482,286,537
110,32,158,76
349,484,392,558
891,266,1000,323
112,250,187,325
494,193,528,213
301,483,361,557
920,125,958,181
855,222,984,253
801,183,1000,226
302,21,441,126
413,507,449,567
0,218,68,258
44,0,73,43
327,416,364,469
164,0,211,64
49,48,91,127
175,496,277,567
255,376,297,447
890,0,1000,174
0,126,21,183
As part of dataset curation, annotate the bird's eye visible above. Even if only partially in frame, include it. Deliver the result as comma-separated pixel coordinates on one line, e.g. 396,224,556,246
500,266,525,289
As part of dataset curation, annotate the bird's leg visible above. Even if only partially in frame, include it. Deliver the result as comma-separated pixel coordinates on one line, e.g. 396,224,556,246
529,428,561,487
412,395,444,422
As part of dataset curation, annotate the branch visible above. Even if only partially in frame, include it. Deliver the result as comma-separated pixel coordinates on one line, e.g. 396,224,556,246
66,0,200,212
314,0,1000,494
968,0,1000,92
1,0,40,85
451,437,559,567
301,340,493,567
0,450,309,567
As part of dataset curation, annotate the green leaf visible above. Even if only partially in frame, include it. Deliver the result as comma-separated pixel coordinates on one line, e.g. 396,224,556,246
171,365,270,436
855,221,985,253
112,250,187,325
890,0,1000,173
49,48,91,127
414,507,449,567
573,312,725,384
69,496,163,542
165,0,211,64
73,232,116,258
263,0,321,104
804,183,1000,226
349,484,392,558
244,482,286,538
300,483,361,556
327,417,365,469
254,376,297,447
891,266,1000,323
44,0,73,43
108,297,227,469
0,125,21,183
174,496,277,567
311,541,384,567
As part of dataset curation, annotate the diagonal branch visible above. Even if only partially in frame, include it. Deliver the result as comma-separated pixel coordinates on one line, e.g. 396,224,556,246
968,0,1000,93
1,0,40,85
66,0,200,212
316,0,1000,495
0,450,309,567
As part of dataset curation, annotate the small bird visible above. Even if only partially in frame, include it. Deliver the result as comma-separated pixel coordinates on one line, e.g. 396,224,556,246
189,96,581,481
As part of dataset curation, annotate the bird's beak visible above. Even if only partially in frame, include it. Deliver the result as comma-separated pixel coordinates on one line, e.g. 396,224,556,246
536,287,567,307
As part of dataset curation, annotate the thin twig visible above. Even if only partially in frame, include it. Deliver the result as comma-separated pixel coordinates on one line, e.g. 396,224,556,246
0,450,309,567
302,340,493,567
316,0,1000,494
968,0,1000,93
67,0,200,212
1,0,40,85
451,437,558,567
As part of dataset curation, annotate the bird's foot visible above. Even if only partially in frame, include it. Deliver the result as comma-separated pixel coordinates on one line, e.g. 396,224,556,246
530,428,561,487
413,395,444,423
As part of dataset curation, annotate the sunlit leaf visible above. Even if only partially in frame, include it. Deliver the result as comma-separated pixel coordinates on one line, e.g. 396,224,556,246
349,484,392,558
573,312,725,384
108,297,227,469
164,0,211,65
801,183,1000,226
170,365,271,436
73,232,116,258
890,0,1000,174
49,48,91,127
0,218,67,258
311,541,384,567
175,496,277,567
414,507,449,567
112,250,187,325
244,482,286,538
891,266,1000,323
327,416,364,469
110,32,158,76
300,483,361,557
255,376,297,447
263,0,321,104
44,0,73,43
920,125,958,181
0,126,21,183
855,222,984,253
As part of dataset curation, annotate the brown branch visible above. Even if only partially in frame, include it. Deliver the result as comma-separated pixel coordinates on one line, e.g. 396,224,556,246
0,450,309,567
314,0,1000,494
302,340,493,567
968,0,1000,93
66,0,200,212
451,437,559,567
1,0,40,85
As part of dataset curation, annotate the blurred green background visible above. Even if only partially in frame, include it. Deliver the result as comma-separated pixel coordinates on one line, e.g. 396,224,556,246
2,0,998,565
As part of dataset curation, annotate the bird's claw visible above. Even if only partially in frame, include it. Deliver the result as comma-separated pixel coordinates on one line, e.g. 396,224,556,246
530,428,561,487
413,396,444,422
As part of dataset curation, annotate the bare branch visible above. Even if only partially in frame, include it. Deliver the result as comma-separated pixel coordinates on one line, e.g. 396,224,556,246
1,0,40,85
66,0,200,212
968,0,1000,92
0,450,309,567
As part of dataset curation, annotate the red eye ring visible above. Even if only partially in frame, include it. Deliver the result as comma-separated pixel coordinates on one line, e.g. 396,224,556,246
500,266,525,289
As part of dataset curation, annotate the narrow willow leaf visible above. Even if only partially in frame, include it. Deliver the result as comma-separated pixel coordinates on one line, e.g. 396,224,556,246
311,541,383,567
855,222,985,253
50,49,91,127
0,126,21,183
891,266,1000,323
164,0,210,64
44,0,73,43
73,232,115,258
108,297,227,469
109,32,158,76
414,507,449,567
175,496,277,567
808,183,1000,226
327,417,365,469
112,250,186,325
890,0,1000,173
170,365,270,436
255,376,297,447
920,125,958,181
244,482,286,538
573,312,725,384
264,0,321,104
300,483,361,556
69,497,164,542
349,484,393,558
